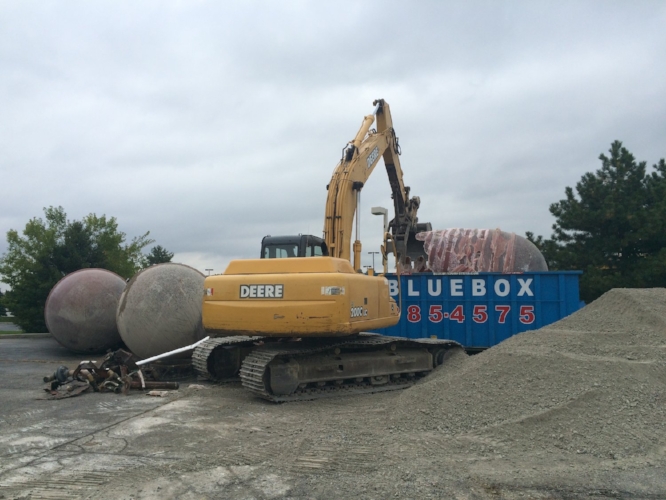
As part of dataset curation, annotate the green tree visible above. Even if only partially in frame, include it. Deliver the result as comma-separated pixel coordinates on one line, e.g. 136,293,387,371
528,141,666,303
145,245,174,266
0,206,153,332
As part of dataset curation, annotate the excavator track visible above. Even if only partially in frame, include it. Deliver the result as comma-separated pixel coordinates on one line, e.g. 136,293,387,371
239,334,461,402
193,336,264,381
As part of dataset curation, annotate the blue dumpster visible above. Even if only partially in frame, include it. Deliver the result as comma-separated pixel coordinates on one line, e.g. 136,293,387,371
373,272,582,349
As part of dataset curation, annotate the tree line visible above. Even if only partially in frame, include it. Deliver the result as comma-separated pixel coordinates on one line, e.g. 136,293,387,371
1,141,664,328
527,140,666,303
0,206,173,332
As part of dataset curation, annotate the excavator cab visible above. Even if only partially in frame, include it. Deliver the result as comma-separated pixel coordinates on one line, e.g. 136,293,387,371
260,235,329,259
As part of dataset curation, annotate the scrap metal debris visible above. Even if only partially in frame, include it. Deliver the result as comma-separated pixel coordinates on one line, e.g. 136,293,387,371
42,348,179,400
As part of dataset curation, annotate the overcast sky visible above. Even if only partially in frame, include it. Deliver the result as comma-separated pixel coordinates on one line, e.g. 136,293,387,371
1,1,665,286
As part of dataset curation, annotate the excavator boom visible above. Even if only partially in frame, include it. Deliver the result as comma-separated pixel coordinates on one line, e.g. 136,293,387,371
324,99,430,270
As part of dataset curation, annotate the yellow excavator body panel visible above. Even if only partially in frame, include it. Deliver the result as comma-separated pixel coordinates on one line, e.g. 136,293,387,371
202,257,400,337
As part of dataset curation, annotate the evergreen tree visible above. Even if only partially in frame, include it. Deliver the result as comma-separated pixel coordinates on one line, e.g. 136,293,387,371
145,245,174,266
528,141,665,303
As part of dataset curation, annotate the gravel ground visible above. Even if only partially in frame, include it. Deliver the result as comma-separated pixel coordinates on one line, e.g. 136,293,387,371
0,288,665,499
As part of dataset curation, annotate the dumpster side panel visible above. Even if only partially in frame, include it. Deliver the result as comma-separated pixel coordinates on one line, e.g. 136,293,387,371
374,272,581,349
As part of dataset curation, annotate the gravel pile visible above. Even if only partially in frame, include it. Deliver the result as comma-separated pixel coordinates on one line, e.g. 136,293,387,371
391,288,666,461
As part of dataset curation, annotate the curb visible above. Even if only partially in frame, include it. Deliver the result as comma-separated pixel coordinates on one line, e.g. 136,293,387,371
0,333,53,339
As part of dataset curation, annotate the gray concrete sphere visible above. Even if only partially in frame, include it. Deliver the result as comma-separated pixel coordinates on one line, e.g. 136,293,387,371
45,268,126,354
116,263,206,360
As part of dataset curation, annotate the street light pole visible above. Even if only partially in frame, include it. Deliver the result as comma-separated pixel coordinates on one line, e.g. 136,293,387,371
371,206,389,272
371,206,388,234
368,251,379,271
205,269,213,276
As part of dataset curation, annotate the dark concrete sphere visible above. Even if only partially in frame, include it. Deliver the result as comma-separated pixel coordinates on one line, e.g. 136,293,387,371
45,268,126,353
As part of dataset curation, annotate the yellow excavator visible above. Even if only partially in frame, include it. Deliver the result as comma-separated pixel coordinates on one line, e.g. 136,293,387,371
193,99,461,402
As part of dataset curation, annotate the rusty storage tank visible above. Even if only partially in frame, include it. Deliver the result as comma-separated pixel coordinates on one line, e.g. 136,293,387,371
44,268,126,353
409,228,548,273
116,263,206,360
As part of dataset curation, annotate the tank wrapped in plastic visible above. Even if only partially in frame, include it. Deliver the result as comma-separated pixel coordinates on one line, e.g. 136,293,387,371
45,268,126,353
405,228,547,274
116,263,206,360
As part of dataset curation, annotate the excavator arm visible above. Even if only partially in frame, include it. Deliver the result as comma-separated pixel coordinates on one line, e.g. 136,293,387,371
323,99,430,271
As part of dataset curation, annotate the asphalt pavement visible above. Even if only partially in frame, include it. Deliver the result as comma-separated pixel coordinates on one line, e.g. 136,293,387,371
0,337,180,498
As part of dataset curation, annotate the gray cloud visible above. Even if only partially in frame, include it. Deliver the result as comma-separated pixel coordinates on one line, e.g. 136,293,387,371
1,1,665,285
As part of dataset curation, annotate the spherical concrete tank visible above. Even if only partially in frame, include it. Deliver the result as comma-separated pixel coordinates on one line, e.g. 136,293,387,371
116,263,206,360
45,268,126,354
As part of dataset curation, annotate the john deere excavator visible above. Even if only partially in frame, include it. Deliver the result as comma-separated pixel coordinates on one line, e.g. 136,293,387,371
193,99,462,402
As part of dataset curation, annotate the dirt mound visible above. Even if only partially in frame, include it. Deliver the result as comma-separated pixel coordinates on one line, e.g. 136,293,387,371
391,287,666,461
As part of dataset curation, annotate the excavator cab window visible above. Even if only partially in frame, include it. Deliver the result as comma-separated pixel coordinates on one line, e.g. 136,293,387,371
263,244,299,259
306,243,325,257
261,235,329,259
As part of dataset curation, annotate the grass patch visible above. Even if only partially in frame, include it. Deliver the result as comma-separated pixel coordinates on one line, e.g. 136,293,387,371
0,317,17,323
